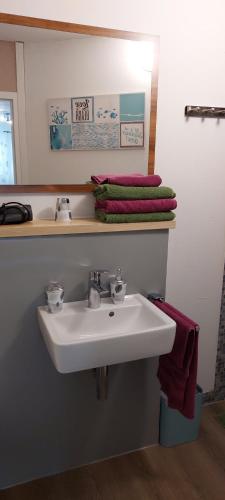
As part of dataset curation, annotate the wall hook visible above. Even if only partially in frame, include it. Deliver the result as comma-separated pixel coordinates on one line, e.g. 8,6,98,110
185,105,225,118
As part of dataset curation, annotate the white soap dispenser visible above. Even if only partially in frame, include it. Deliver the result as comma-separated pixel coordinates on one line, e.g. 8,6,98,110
46,281,64,313
110,267,127,304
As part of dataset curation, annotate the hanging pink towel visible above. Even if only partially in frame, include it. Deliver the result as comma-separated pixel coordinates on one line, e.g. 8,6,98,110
150,298,199,419
91,174,162,187
95,198,177,213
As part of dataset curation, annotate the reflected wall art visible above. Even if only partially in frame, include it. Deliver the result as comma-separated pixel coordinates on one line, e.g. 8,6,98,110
48,93,145,151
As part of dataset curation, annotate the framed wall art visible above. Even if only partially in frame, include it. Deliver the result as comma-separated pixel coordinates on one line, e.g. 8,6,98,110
48,92,145,151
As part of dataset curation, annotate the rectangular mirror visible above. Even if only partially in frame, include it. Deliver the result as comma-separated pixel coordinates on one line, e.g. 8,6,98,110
0,13,159,193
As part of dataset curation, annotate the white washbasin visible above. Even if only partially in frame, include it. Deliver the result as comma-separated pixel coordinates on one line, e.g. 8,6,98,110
37,294,176,373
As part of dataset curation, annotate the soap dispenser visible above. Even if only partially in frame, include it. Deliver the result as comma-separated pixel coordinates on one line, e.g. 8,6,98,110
55,197,72,222
46,281,64,313
110,267,127,304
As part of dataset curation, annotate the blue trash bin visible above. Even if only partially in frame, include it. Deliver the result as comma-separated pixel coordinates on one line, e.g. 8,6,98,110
159,385,203,447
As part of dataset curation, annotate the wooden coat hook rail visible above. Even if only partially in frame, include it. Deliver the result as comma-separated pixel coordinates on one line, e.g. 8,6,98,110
185,105,225,118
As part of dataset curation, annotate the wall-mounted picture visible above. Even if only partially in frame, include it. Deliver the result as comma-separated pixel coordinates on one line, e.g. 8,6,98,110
48,99,71,125
120,92,145,122
48,92,145,150
72,123,120,150
120,122,144,147
49,125,72,150
71,97,94,123
94,95,120,123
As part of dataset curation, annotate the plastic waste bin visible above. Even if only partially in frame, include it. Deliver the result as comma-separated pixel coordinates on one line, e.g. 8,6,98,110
159,385,203,447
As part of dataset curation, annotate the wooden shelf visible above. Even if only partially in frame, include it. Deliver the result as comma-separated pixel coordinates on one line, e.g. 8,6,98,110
0,218,176,238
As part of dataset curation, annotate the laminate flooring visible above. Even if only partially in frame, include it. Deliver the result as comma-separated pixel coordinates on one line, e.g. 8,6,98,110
1,401,225,500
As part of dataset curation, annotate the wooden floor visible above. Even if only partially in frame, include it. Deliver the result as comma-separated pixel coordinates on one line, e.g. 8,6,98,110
2,401,225,500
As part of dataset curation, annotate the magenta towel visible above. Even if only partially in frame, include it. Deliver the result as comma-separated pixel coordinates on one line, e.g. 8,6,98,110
91,174,162,187
151,299,199,419
95,199,177,213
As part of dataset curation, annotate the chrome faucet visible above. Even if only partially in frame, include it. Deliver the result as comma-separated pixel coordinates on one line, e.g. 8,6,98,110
88,270,110,309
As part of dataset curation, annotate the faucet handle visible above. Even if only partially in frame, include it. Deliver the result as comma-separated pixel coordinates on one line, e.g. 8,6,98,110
89,269,109,289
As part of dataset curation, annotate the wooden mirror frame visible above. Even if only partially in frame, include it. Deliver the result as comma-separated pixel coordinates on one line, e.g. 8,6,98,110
0,13,159,193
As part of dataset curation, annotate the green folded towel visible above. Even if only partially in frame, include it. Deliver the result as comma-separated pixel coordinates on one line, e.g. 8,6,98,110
94,185,176,201
95,210,176,223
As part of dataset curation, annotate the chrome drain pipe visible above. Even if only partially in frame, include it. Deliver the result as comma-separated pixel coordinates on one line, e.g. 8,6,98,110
96,366,109,400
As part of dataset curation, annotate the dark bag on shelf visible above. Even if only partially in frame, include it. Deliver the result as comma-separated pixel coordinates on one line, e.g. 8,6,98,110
0,202,33,225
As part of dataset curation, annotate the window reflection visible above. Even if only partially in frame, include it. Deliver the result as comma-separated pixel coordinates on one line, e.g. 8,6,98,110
0,99,15,184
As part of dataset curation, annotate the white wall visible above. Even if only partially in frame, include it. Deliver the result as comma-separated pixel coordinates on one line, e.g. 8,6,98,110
0,0,162,33
0,192,94,218
24,36,150,183
156,2,225,393
1,0,225,391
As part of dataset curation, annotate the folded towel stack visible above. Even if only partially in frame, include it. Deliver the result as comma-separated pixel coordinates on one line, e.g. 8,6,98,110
91,174,177,223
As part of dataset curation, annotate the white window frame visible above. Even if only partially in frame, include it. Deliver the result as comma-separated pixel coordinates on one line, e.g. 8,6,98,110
0,91,22,184
16,42,29,184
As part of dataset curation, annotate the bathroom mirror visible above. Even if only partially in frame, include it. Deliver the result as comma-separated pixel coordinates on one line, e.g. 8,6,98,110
0,13,159,193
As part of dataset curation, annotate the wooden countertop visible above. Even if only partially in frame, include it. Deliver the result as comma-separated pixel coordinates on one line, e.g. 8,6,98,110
0,218,176,238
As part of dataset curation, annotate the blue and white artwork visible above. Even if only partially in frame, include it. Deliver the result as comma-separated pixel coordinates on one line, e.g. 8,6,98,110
48,93,145,150
72,123,120,150
120,93,145,122
94,95,119,123
48,99,71,125
50,125,72,150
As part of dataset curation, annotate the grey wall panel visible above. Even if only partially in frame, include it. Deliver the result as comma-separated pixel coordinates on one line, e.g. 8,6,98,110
0,230,168,488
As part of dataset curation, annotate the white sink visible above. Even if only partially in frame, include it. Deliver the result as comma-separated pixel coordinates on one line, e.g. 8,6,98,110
37,294,176,373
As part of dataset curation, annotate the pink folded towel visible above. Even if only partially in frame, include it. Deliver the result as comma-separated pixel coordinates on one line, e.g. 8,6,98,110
95,199,177,213
150,298,199,419
91,174,162,187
